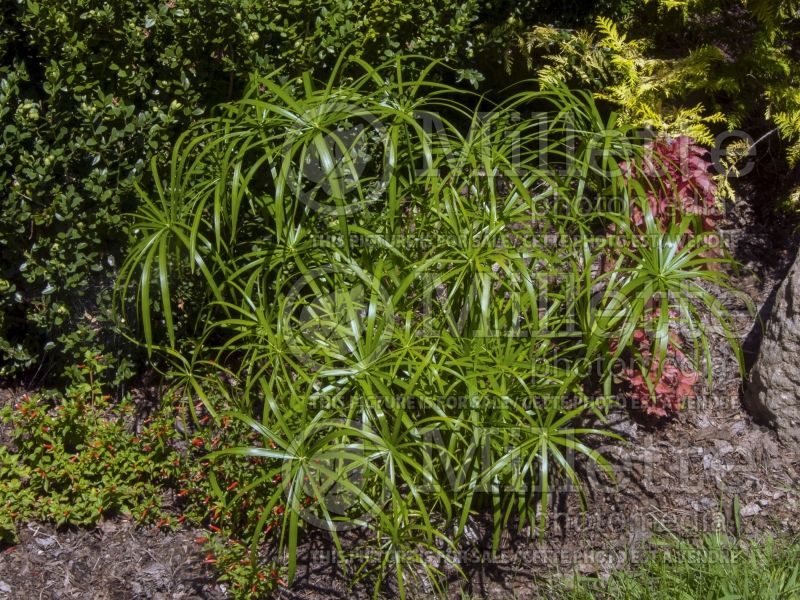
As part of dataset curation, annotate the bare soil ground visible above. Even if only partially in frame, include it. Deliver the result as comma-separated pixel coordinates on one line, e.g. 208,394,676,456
1,183,799,600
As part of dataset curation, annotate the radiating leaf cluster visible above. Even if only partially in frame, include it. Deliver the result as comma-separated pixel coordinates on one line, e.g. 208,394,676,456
117,55,742,597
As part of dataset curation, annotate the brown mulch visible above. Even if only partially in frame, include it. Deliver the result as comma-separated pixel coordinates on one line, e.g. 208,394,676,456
1,179,800,600
0,519,226,600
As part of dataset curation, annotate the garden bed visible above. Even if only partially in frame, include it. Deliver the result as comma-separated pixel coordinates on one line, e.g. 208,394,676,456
1,186,798,600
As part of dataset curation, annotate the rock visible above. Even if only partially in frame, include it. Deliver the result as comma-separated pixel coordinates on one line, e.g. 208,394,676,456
577,562,598,575
744,252,800,446
740,502,761,517
691,497,715,511
714,440,734,456
35,536,55,549
143,562,166,576
694,414,712,429
0,580,11,594
730,420,746,436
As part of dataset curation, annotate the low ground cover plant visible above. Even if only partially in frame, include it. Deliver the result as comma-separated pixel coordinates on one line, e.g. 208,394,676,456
0,355,287,597
0,352,184,542
116,55,744,596
552,532,800,599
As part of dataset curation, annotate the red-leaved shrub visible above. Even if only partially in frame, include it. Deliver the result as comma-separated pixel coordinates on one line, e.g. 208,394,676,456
618,327,700,417
614,136,723,416
625,136,721,234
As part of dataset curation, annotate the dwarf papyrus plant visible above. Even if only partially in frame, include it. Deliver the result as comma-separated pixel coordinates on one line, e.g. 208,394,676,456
116,54,744,597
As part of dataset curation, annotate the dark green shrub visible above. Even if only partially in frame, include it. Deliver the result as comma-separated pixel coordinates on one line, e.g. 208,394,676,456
0,0,642,383
0,0,497,383
1,0,225,381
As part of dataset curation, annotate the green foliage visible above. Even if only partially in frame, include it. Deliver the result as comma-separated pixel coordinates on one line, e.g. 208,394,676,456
747,0,800,29
523,17,728,145
0,0,220,380
170,406,287,599
6,0,790,384
0,0,678,384
0,357,286,598
204,534,283,599
0,353,183,542
551,533,800,599
117,55,742,596
0,0,500,383
694,0,800,169
517,1,800,175
463,0,640,89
